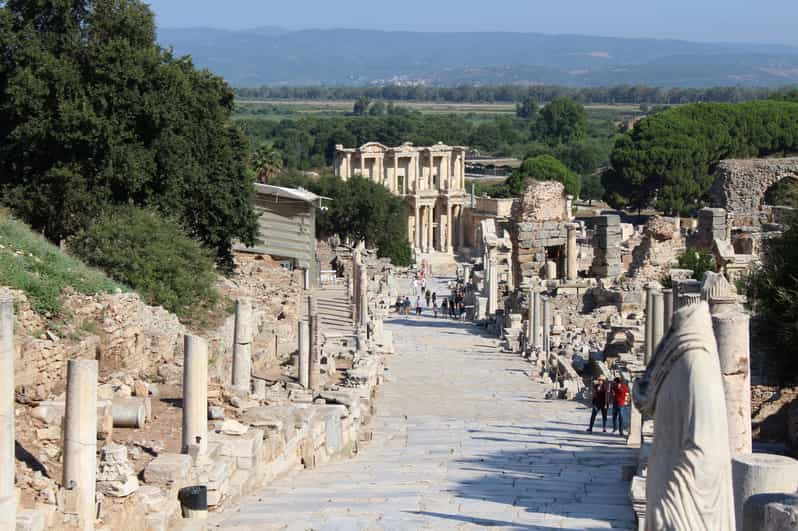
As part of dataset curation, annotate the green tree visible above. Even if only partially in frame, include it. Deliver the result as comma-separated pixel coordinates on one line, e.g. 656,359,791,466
604,100,798,214
506,155,581,197
746,226,798,380
515,96,538,119
69,206,218,318
251,144,284,183
369,100,387,116
537,97,588,144
0,0,257,266
580,174,605,204
677,250,717,281
353,97,371,116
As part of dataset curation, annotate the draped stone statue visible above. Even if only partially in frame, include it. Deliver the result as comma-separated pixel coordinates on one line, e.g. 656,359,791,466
633,302,736,531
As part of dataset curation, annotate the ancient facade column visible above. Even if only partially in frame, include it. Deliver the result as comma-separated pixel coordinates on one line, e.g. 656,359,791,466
0,299,15,530
182,335,208,460
393,155,399,193
663,288,674,333
298,321,310,389
566,224,578,281
651,291,665,355
308,296,321,393
446,204,454,253
232,298,253,393
487,257,499,316
427,206,434,253
644,286,654,364
63,360,98,531
713,311,752,456
457,206,465,249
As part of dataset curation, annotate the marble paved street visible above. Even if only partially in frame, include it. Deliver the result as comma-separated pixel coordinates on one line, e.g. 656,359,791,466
217,279,637,530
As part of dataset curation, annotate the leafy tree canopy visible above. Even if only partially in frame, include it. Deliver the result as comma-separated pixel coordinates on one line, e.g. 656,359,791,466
603,100,798,214
0,0,257,266
536,97,588,145
516,96,538,119
506,155,581,197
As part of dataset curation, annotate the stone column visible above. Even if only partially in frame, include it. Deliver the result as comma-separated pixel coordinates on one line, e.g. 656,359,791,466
627,401,642,448
663,288,674,333
732,454,798,531
644,286,654,365
427,206,434,253
713,311,752,456
526,289,535,347
487,257,499,316
298,321,310,389
566,224,578,281
393,155,399,193
359,269,369,329
457,206,465,249
651,291,665,355
532,288,542,350
182,335,208,460
232,298,253,393
63,360,98,531
0,299,15,531
414,206,421,251
446,204,453,253
565,195,574,221
542,297,551,361
308,296,321,393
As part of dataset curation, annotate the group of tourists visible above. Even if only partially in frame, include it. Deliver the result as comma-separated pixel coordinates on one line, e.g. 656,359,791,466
394,273,470,320
587,375,630,436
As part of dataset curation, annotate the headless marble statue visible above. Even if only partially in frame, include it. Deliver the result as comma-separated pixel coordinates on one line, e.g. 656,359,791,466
633,302,736,531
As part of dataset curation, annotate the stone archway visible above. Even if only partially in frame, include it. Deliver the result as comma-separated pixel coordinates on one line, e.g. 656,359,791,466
710,158,798,214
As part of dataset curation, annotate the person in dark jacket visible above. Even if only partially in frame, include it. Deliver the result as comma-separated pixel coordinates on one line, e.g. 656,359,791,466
587,375,609,433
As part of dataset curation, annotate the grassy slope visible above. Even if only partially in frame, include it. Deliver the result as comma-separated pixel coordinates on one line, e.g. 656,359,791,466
0,210,124,316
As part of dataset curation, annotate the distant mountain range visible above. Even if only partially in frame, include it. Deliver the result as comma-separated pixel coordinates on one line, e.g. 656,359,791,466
156,28,798,88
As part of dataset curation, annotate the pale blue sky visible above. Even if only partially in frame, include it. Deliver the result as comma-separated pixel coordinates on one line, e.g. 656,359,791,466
145,0,797,45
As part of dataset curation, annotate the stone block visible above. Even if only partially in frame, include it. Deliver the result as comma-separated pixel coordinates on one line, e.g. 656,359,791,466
143,453,192,487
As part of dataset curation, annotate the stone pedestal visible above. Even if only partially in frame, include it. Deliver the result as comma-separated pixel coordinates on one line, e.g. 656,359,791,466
232,298,253,393
713,311,752,456
298,321,310,389
0,299,15,531
627,403,642,448
63,360,98,531
182,335,208,460
732,454,798,531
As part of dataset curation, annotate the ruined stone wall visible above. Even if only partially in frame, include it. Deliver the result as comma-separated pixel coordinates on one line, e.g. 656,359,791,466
511,181,568,284
591,215,623,278
628,216,684,285
710,158,798,224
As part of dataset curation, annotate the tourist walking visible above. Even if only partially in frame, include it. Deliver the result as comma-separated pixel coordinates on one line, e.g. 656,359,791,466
425,289,431,307
415,297,423,316
432,292,437,306
610,377,630,437
441,298,448,317
433,302,439,318
403,296,411,317
412,278,419,296
587,375,609,433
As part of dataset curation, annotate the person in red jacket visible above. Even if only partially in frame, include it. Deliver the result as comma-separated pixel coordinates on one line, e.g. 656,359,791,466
610,377,630,437
587,375,609,432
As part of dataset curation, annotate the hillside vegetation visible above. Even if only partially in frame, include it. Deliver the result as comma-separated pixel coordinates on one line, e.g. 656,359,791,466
0,210,123,316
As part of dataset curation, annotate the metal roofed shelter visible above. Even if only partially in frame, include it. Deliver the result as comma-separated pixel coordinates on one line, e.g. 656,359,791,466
236,184,329,289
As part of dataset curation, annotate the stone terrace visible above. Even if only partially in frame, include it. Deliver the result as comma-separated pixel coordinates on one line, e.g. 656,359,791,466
216,278,637,530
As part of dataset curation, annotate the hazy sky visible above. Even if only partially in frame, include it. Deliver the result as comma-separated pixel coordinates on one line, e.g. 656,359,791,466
146,0,797,45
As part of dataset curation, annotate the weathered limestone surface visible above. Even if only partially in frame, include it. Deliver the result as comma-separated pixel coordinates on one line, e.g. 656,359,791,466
218,277,637,530
711,158,798,216
592,215,623,278
634,302,735,531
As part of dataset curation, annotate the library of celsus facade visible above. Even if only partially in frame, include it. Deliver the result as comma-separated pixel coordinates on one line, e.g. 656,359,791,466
334,142,468,255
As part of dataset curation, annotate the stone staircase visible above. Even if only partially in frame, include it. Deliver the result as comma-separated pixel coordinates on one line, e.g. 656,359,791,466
304,285,355,337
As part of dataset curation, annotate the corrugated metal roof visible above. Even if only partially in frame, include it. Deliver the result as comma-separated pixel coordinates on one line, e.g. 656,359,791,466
254,184,329,205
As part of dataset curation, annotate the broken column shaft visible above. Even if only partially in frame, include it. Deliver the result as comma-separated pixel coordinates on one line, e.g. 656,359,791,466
644,286,654,364
298,320,310,389
662,288,674,334
308,296,321,393
182,335,208,460
359,269,369,329
232,298,253,393
651,291,665,355
63,359,98,531
566,224,578,281
487,257,498,316
542,297,551,361
532,288,542,350
713,310,752,456
0,299,15,531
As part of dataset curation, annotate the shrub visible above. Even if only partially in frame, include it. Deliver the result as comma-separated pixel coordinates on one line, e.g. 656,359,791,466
677,250,717,281
69,207,218,318
0,210,123,316
745,227,798,380
506,155,581,197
